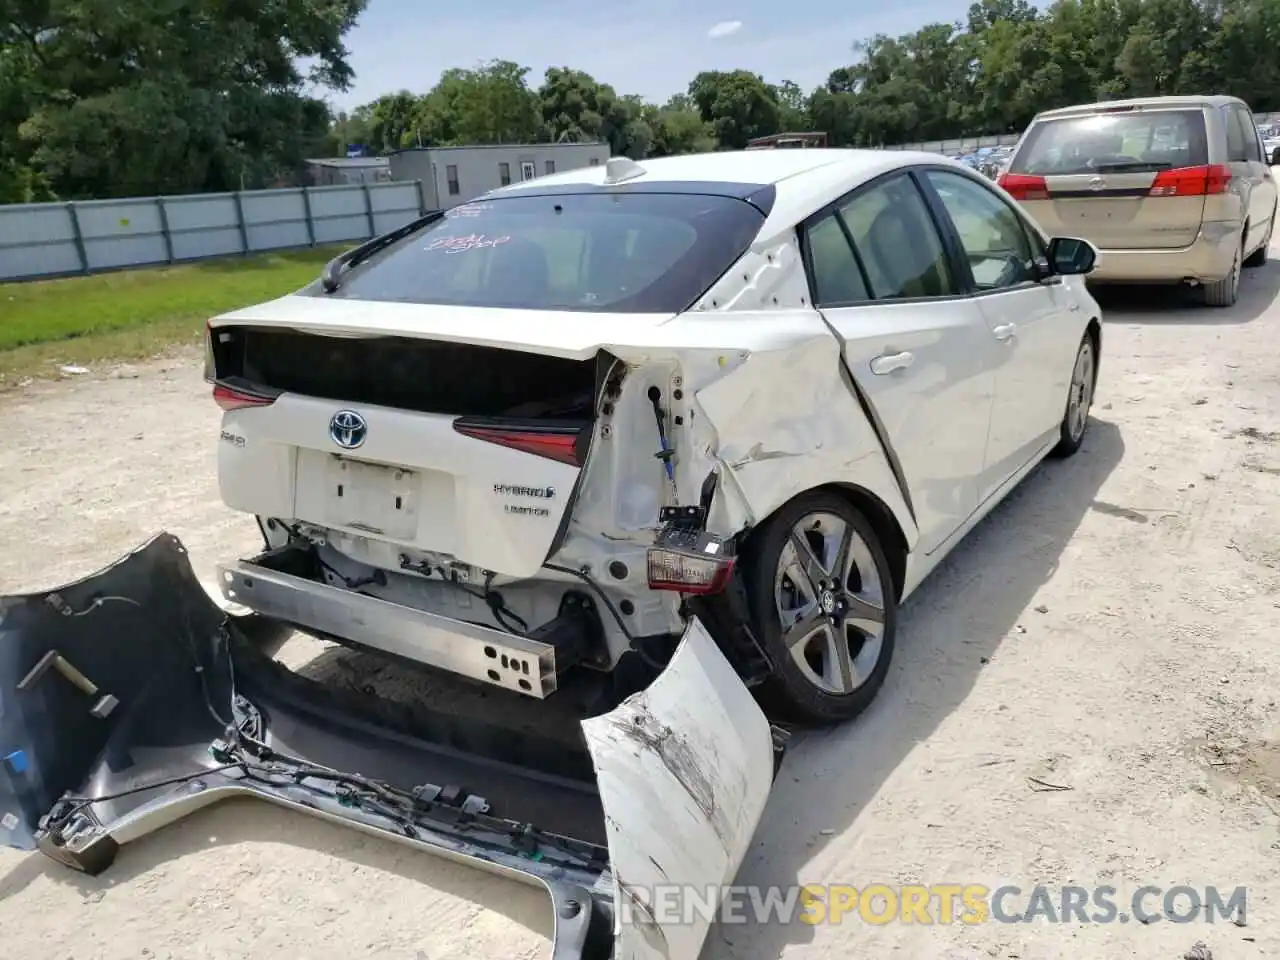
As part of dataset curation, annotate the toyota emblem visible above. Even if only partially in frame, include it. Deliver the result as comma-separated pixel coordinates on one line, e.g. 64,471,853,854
329,410,368,450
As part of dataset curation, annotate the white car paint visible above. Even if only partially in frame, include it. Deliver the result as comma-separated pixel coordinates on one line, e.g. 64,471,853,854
207,147,1102,958
582,617,774,960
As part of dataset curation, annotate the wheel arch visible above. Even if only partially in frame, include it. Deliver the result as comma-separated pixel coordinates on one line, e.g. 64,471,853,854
739,481,909,603
1085,315,1102,390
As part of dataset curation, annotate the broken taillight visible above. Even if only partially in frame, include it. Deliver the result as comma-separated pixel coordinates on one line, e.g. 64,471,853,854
203,321,215,382
646,510,736,595
1148,164,1232,197
213,384,277,412
997,173,1050,201
452,421,585,466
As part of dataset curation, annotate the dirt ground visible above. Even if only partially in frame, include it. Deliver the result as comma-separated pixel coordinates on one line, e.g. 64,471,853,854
3,243,1280,959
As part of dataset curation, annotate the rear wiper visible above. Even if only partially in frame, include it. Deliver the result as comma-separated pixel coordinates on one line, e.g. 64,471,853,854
1090,161,1173,173
320,210,445,293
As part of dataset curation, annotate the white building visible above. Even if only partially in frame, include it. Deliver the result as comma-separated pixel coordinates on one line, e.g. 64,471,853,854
388,142,611,210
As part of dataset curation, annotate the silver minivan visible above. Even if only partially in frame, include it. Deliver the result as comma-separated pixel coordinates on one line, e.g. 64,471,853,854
999,95,1277,307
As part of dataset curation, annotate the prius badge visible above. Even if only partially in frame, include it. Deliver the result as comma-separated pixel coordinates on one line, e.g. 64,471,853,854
329,410,367,450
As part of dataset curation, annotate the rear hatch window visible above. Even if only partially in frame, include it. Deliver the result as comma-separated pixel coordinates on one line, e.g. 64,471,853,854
1010,108,1209,176
1003,108,1214,251
313,191,768,313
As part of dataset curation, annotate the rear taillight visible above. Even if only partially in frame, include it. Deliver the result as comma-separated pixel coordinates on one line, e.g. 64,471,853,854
997,173,1049,201
646,511,736,595
453,422,584,466
213,384,276,412
204,321,215,382
1148,164,1231,197
647,543,735,595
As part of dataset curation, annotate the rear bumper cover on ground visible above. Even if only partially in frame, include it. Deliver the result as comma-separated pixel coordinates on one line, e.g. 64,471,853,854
0,533,778,960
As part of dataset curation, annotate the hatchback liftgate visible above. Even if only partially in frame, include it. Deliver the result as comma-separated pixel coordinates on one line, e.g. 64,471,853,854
0,533,778,960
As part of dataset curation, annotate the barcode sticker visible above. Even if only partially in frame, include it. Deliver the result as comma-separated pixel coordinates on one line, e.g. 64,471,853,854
0,812,19,831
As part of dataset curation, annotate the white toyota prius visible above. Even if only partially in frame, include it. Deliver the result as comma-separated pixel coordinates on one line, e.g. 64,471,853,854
0,148,1102,960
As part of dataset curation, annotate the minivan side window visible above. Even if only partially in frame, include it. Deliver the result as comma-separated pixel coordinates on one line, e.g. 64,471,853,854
1225,107,1250,162
924,170,1037,291
836,174,957,299
1234,107,1263,162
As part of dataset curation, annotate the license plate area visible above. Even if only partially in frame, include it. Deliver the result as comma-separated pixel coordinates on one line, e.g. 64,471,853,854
327,456,419,541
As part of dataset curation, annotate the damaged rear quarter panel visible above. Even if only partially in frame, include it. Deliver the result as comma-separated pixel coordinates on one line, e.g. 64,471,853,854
582,617,774,960
687,311,917,543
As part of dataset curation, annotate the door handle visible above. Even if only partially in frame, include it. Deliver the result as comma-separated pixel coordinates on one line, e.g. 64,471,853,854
993,323,1017,342
870,351,914,375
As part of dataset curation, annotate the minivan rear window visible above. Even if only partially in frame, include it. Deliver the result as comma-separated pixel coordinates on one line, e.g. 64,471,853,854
1010,109,1208,176
314,191,768,313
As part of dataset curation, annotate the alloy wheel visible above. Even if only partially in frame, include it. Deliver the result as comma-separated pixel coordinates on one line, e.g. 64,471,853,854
1067,339,1094,443
773,512,886,695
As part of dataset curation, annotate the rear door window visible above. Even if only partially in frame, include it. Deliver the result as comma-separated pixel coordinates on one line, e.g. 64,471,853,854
1010,109,1209,175
836,174,958,300
319,191,768,313
805,213,871,305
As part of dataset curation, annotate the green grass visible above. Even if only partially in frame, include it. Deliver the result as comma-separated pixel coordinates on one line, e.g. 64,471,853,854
0,246,347,386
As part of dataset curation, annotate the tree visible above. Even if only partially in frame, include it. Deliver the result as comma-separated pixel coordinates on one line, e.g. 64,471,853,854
12,0,1280,202
409,60,540,146
772,80,812,131
1,0,365,199
365,92,420,152
687,70,781,148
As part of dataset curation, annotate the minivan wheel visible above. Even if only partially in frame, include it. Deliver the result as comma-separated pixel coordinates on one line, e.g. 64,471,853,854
744,491,897,725
1202,241,1241,307
1272,146,1280,166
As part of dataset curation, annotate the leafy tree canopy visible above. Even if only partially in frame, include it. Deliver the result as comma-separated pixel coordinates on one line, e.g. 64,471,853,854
5,0,1280,202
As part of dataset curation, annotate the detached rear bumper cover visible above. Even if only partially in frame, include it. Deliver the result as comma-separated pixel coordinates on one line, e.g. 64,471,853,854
0,534,776,960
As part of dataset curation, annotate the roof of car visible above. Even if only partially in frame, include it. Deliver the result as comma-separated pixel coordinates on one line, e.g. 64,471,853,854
1035,94,1246,120
494,148,894,190
489,148,966,235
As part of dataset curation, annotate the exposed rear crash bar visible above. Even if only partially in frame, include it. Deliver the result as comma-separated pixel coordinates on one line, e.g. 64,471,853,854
217,546,573,698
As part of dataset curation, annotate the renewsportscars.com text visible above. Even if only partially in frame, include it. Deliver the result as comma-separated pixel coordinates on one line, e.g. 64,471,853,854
614,883,1247,927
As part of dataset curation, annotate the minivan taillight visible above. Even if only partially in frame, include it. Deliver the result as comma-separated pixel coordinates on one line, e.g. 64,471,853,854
213,384,277,412
997,173,1049,201
1148,164,1232,197
453,421,585,466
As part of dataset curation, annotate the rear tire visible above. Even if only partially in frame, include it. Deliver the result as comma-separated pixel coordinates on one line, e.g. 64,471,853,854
1271,146,1280,166
1051,332,1096,459
1202,239,1241,307
743,491,897,725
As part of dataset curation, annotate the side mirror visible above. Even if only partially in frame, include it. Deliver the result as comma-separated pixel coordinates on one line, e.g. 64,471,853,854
1046,236,1097,276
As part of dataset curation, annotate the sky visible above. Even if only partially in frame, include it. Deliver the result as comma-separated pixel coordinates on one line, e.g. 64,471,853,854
320,0,968,112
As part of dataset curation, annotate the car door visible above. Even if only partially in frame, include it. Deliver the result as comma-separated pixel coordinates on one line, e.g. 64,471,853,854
1225,105,1267,254
1234,105,1278,248
803,171,1000,556
917,167,1081,502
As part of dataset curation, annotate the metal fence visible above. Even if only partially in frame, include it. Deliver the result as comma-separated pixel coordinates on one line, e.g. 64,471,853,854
884,133,1022,154
0,180,428,283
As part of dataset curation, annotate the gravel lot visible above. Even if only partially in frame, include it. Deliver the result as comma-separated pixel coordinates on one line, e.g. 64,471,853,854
3,245,1280,959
